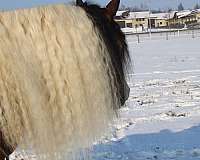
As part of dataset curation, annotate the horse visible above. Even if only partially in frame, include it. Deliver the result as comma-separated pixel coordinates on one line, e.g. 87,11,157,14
0,0,130,159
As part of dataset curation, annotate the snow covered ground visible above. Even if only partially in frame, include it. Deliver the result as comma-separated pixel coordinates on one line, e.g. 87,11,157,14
121,27,187,34
11,33,200,160
91,34,200,160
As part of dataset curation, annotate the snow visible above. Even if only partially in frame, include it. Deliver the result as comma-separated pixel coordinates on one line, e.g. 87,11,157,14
176,10,196,18
11,33,200,160
91,35,200,160
128,11,150,19
116,10,129,17
122,27,190,34
150,13,169,19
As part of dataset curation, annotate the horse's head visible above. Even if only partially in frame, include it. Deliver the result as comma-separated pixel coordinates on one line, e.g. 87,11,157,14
76,0,130,106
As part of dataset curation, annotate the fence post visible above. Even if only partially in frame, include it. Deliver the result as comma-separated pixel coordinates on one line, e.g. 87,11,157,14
192,30,195,38
166,32,169,40
137,34,140,43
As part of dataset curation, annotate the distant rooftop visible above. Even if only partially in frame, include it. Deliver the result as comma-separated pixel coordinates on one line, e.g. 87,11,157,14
150,13,169,19
116,10,129,17
124,11,150,19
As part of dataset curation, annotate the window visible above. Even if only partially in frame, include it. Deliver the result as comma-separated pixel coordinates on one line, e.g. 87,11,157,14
126,23,133,28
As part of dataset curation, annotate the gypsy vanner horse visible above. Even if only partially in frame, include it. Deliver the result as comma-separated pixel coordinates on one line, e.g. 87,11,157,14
0,0,130,159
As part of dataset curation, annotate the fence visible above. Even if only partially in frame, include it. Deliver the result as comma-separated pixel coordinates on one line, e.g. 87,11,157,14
126,29,200,44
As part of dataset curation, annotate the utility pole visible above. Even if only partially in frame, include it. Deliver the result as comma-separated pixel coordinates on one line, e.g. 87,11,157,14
148,0,152,38
177,2,180,37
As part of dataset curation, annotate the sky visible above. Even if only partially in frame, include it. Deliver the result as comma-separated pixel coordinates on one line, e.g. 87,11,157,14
0,0,200,10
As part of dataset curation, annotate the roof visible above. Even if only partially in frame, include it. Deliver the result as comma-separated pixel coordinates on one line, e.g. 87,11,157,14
176,10,192,18
127,11,150,19
175,10,197,18
116,10,129,17
150,13,169,19
168,11,177,19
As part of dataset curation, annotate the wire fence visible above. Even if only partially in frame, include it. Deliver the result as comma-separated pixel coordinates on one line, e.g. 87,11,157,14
126,29,200,44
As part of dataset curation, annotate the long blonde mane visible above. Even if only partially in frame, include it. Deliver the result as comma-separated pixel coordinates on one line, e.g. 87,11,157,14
0,4,118,159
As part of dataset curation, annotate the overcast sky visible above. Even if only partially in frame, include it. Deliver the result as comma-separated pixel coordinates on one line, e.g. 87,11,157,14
0,0,200,10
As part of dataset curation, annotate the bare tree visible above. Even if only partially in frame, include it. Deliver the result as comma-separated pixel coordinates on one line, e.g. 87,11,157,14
194,3,200,9
178,3,184,11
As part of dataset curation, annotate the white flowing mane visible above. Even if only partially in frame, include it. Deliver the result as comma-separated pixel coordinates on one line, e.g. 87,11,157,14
0,4,118,159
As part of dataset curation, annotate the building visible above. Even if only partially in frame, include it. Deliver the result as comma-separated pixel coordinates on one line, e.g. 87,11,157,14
169,10,197,28
115,11,151,31
115,9,200,32
115,11,171,30
127,11,150,29
150,13,169,28
115,10,130,28
196,9,200,23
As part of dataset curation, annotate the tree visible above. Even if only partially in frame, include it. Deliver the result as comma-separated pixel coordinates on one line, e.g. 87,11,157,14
167,8,173,12
194,3,200,9
178,3,184,11
140,3,148,10
119,4,126,11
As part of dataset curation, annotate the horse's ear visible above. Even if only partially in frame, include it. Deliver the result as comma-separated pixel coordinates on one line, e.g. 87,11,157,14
105,0,120,19
76,0,84,6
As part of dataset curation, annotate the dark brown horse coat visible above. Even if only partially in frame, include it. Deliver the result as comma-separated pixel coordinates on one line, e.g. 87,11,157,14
0,130,13,159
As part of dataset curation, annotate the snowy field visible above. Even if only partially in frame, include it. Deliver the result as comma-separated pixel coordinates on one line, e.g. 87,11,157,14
10,33,200,160
91,34,200,160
